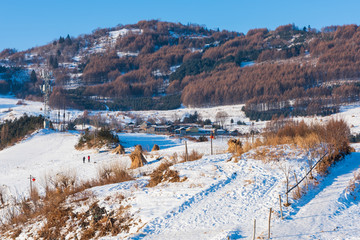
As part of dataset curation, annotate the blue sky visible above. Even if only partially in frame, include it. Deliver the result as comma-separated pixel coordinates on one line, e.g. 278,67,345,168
1,0,360,51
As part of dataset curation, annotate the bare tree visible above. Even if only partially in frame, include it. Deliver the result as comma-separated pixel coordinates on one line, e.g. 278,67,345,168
216,111,228,128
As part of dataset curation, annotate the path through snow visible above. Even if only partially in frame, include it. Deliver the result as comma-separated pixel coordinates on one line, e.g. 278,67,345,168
131,158,285,240
271,153,360,239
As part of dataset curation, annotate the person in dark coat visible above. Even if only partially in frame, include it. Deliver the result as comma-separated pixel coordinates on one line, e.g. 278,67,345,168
88,155,90,162
83,156,85,163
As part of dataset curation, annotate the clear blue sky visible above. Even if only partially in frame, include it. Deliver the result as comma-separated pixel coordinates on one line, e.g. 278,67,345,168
1,0,360,51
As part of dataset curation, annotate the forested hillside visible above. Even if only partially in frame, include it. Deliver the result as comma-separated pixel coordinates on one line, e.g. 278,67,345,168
1,21,360,119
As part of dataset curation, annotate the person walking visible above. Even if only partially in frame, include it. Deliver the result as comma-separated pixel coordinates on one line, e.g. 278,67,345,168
83,156,85,163
88,155,90,163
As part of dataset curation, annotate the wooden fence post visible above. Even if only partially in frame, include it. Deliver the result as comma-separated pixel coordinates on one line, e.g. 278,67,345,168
268,208,272,239
253,219,256,240
29,174,32,197
279,195,283,219
185,141,188,162
286,178,289,206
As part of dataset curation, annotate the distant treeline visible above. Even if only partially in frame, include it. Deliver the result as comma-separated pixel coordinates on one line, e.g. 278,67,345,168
0,115,44,150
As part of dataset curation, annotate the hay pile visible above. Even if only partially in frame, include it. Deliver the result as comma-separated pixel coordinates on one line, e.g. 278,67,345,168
227,139,243,155
112,144,125,154
130,145,147,169
152,144,160,151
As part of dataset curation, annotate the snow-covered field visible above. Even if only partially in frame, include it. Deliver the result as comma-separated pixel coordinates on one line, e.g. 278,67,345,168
2,95,360,135
1,95,360,239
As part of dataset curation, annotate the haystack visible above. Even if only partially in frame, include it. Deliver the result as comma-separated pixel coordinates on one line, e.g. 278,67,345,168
152,144,160,151
227,138,243,154
135,145,143,152
112,144,125,154
130,146,147,169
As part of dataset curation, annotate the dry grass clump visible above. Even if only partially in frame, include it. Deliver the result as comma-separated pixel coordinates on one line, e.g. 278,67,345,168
112,144,125,154
291,185,306,200
237,138,263,156
147,162,183,187
227,138,243,155
1,165,135,238
346,169,360,199
130,145,148,169
151,144,160,151
170,152,179,163
181,149,203,162
97,164,134,185
263,118,351,175
79,201,133,239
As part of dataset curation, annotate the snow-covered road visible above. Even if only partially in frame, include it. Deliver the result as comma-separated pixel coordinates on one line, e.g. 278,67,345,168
130,156,287,240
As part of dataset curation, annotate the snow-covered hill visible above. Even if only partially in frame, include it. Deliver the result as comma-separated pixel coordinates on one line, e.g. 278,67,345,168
1,96,360,239
2,129,360,239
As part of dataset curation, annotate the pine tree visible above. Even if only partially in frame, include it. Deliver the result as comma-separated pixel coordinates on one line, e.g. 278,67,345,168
59,36,65,44
65,34,72,45
30,70,37,84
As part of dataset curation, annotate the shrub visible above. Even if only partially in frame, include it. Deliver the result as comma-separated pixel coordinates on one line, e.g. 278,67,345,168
147,162,181,187
198,136,208,142
263,118,351,175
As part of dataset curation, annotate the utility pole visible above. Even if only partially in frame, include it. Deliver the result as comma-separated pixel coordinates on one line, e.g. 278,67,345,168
40,70,53,129
210,130,215,155
29,174,32,196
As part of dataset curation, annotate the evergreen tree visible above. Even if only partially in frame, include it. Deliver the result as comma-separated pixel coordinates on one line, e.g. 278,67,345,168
49,55,58,69
65,34,72,45
30,70,37,84
59,36,65,44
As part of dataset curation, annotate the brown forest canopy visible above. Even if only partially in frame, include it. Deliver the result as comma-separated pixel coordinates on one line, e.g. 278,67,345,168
2,21,360,114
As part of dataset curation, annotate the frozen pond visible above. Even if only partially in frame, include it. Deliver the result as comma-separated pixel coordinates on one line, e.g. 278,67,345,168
117,133,182,151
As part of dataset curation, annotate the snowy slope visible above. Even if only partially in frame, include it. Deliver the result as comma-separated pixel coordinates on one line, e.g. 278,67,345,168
2,96,360,239
271,152,360,239
0,130,182,204
1,129,360,239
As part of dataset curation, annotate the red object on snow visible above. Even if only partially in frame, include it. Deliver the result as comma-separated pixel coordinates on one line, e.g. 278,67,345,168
32,178,36,182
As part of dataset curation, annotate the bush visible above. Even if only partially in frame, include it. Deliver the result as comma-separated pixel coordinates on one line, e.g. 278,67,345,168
263,118,351,175
198,136,208,142
147,162,181,187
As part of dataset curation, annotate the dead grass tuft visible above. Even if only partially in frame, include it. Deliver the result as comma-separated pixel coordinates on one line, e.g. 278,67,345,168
0,165,134,237
98,164,134,185
147,162,183,187
346,169,360,198
181,149,203,162
227,138,243,155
